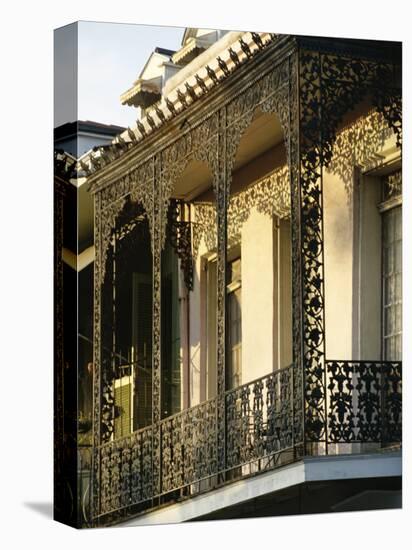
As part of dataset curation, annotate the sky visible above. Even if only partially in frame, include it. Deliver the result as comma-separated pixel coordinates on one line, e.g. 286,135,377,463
77,21,184,128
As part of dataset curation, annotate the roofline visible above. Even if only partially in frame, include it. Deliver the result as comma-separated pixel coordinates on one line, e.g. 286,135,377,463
296,35,402,61
154,46,175,57
54,120,126,141
138,48,175,80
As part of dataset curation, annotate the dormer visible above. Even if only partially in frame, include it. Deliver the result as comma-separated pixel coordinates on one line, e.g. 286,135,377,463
172,28,228,66
120,29,230,119
120,47,179,112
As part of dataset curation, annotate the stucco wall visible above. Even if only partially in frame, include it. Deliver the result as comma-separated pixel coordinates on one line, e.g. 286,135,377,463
323,133,398,362
357,174,382,360
186,202,292,403
188,237,208,405
241,208,275,383
323,170,354,360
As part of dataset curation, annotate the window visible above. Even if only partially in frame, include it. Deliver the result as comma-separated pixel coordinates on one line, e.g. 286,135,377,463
226,257,242,390
132,272,153,428
114,374,134,437
201,250,242,397
380,171,402,360
204,255,217,400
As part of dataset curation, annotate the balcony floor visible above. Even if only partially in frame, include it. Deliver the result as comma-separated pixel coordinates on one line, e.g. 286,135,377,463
118,449,401,526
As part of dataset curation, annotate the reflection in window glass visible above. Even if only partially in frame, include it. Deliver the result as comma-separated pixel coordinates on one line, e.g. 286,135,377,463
382,205,402,360
226,257,242,390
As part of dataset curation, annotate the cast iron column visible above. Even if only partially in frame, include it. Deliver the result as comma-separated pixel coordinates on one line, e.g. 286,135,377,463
216,107,228,479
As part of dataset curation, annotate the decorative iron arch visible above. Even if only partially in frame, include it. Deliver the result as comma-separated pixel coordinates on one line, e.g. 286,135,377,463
159,113,220,245
225,59,291,196
90,39,402,525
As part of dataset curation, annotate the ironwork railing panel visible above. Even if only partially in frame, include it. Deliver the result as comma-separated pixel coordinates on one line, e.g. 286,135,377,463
160,398,217,493
99,425,153,516
78,446,92,527
327,360,402,444
94,360,401,523
225,365,295,471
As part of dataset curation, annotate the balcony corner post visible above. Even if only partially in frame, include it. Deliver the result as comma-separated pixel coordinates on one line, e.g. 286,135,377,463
288,50,305,458
290,48,328,455
91,190,102,526
216,106,228,480
152,154,163,500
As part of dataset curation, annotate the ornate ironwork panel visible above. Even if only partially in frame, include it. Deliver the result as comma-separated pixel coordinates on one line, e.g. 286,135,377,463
288,51,305,454
160,399,217,493
92,359,401,524
92,191,103,519
225,366,295,473
216,107,228,475
167,199,194,291
132,427,154,503
298,50,327,444
327,360,402,444
159,112,219,247
160,414,182,492
225,57,290,195
152,155,162,496
297,48,402,445
381,361,402,443
92,164,155,522
99,426,153,517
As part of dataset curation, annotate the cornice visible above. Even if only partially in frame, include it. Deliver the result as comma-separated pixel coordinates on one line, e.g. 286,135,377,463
296,35,402,64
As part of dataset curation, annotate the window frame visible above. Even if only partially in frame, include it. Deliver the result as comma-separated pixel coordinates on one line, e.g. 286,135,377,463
378,170,402,361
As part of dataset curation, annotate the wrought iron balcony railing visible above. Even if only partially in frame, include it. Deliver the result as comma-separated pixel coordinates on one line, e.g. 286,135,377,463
89,360,401,524
327,360,402,443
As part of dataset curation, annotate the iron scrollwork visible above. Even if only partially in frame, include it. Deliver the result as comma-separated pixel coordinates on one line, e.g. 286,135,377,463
159,112,219,248
192,166,290,261
298,51,326,443
160,399,217,494
225,366,295,473
151,155,162,496
288,52,305,453
225,57,290,195
297,48,402,445
216,107,227,475
93,359,401,523
327,360,402,444
92,163,155,521
167,199,194,291
90,38,402,524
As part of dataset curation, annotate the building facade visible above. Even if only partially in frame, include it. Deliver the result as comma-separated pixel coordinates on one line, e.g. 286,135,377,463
54,29,402,528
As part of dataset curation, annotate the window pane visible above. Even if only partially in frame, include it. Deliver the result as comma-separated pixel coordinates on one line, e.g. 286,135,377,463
383,247,393,274
384,307,394,335
395,304,402,333
227,271,242,390
395,240,402,272
384,277,393,305
382,203,402,361
395,208,402,240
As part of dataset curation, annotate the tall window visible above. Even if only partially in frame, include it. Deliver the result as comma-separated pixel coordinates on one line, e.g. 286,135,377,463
226,257,242,390
111,203,153,438
380,171,402,361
